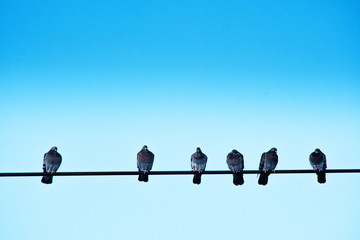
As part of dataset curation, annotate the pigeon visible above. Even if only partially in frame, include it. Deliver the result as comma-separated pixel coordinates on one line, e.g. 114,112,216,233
309,148,327,184
226,149,244,186
41,146,62,184
191,147,207,184
258,148,278,185
137,145,154,182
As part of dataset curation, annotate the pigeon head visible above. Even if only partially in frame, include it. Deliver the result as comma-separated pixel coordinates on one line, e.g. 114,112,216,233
142,145,148,151
231,149,239,154
50,146,58,151
228,149,239,159
270,147,277,152
196,147,204,157
315,148,321,153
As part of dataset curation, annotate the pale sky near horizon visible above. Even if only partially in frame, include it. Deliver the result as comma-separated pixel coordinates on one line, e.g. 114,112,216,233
1,1,360,239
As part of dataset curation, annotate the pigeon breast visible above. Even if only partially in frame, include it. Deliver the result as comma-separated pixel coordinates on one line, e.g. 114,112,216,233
137,150,154,171
191,153,207,171
310,152,326,170
226,152,244,172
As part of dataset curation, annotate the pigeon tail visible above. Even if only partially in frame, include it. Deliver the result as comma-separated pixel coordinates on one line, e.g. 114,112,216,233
41,175,53,184
193,172,202,185
316,171,326,184
258,172,270,185
138,172,149,182
233,172,244,186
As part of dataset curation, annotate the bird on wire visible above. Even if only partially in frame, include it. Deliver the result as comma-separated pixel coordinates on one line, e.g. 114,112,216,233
41,146,62,184
226,149,245,186
258,148,278,186
137,145,154,182
309,148,327,184
191,147,207,185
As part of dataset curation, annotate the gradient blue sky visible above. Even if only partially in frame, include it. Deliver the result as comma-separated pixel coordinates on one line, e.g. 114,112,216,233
1,1,360,239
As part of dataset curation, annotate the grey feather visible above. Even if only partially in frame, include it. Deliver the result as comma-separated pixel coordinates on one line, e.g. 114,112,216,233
258,148,278,185
309,148,327,183
191,147,207,184
226,149,244,185
137,145,155,182
41,146,62,184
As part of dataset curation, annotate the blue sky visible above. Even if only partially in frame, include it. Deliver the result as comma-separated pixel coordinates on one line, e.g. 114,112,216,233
0,0,360,239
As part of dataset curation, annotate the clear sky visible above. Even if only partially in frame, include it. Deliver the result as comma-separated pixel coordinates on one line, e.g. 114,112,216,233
1,0,360,239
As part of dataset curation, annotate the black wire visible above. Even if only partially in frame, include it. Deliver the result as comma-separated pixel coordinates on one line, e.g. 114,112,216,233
0,169,359,177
